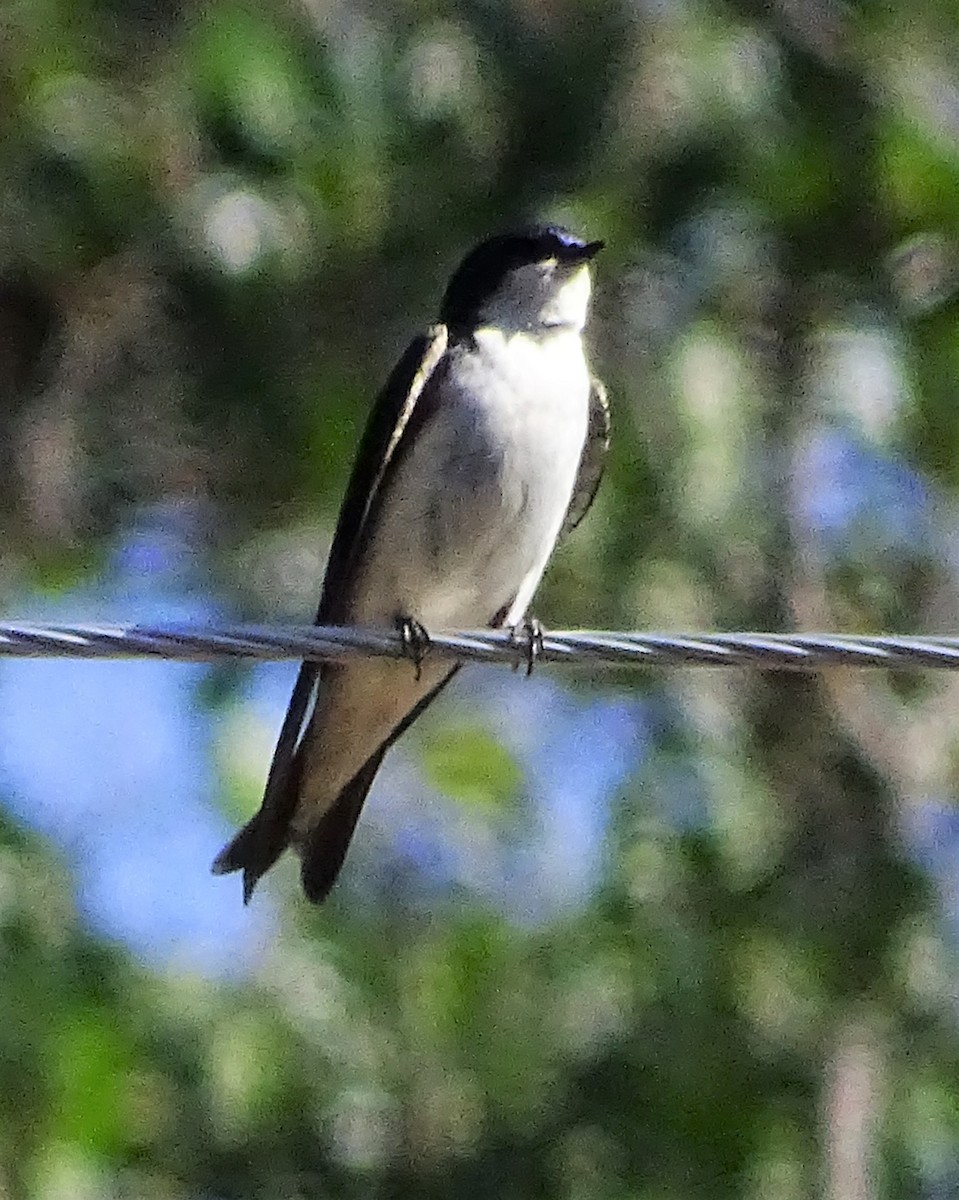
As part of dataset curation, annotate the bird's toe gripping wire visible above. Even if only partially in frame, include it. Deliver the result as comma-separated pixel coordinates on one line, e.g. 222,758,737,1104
396,615,431,681
509,617,544,676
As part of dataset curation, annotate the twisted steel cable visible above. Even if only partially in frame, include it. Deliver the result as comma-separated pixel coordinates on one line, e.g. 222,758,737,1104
0,621,957,670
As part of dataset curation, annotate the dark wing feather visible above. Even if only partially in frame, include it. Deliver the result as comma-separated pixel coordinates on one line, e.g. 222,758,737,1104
212,326,449,899
299,750,384,904
320,325,448,621
299,665,459,902
560,375,610,540
210,662,312,899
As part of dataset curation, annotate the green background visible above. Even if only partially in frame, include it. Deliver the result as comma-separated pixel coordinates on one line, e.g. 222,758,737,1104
3,0,959,1196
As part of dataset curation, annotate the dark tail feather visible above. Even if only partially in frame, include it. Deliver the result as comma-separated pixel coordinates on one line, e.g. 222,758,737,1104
211,812,290,904
212,663,317,903
212,734,306,903
300,664,462,903
221,663,462,905
300,749,386,903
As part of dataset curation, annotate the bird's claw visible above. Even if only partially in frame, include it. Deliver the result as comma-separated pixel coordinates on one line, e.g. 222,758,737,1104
396,615,431,681
510,617,544,676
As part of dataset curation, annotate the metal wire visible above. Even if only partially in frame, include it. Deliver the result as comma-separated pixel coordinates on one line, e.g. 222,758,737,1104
0,621,958,671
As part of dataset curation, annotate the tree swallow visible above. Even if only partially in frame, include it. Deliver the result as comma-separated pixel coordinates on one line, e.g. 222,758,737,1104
213,226,608,904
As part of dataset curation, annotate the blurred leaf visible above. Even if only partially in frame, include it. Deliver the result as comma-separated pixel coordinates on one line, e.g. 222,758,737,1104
420,724,523,813
48,1008,133,1155
2,1,959,1198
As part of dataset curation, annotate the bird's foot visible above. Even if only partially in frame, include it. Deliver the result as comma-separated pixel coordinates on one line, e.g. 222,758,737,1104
396,615,431,681
509,617,544,676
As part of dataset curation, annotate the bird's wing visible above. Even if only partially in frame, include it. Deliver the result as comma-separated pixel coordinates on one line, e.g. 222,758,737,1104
317,325,449,622
560,375,610,539
212,325,449,899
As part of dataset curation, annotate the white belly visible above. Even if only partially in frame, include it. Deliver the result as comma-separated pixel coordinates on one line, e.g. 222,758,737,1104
354,327,591,629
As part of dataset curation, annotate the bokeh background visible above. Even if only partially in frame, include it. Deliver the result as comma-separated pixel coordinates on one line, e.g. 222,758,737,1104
3,0,959,1196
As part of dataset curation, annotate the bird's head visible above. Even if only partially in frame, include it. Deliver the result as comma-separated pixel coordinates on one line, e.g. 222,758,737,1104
440,226,603,338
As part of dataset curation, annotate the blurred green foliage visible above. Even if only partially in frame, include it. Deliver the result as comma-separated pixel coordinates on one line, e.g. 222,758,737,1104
4,0,959,1197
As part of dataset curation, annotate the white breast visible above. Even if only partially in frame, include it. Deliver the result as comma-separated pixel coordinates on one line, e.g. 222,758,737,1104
355,327,591,630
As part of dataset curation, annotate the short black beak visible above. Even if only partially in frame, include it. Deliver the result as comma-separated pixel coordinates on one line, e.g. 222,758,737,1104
557,238,604,264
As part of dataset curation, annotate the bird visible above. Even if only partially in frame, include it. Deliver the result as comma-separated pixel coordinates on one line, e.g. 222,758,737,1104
212,226,609,904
